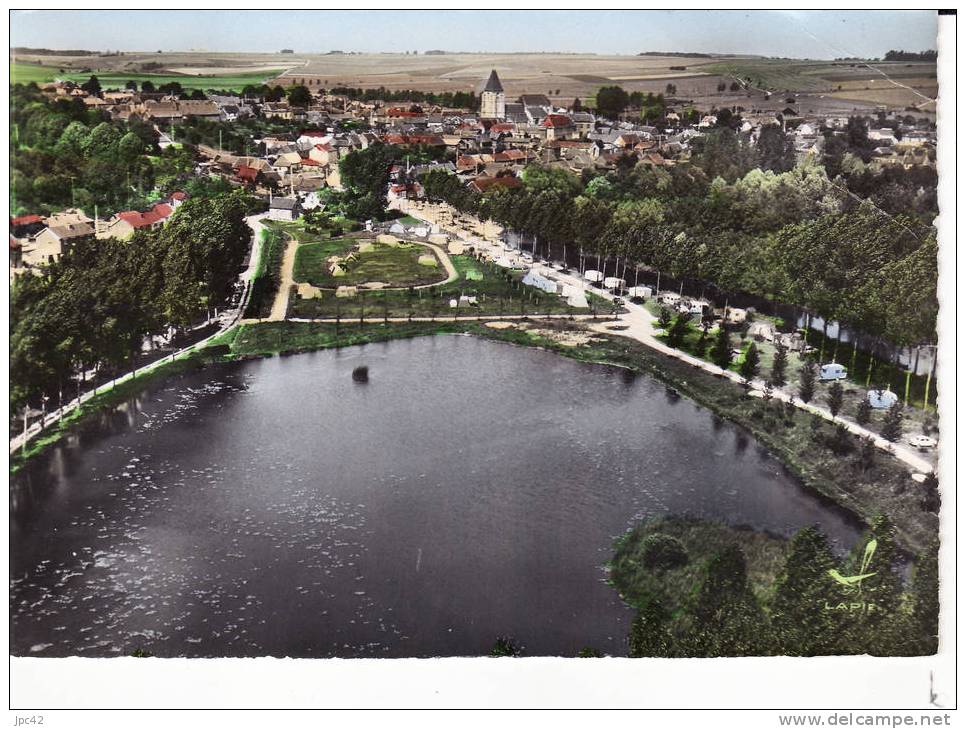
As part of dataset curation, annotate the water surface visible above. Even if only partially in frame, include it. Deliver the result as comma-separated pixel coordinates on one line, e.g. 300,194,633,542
10,335,861,657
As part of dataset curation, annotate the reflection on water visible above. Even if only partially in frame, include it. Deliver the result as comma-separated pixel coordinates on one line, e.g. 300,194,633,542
10,335,862,657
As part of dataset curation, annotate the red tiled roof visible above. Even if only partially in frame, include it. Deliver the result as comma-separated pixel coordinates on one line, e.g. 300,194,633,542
542,114,573,128
314,143,334,152
117,203,173,228
387,108,422,118
236,165,258,182
170,191,187,201
11,214,44,226
117,203,173,229
469,176,522,193
299,158,322,166
300,130,327,137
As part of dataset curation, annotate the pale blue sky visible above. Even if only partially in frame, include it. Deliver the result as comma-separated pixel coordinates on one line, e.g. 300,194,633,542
10,10,937,59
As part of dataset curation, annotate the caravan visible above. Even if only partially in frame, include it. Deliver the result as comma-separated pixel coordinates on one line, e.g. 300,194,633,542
818,363,848,381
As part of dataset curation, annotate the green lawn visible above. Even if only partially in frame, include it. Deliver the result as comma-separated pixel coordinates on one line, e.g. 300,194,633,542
289,253,601,320
10,62,282,91
293,238,446,288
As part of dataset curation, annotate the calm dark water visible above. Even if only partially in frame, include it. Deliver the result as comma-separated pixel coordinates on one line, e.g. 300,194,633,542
10,335,862,658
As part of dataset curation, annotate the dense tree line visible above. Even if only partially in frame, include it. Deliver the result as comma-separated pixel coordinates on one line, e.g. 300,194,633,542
9,84,176,216
418,128,938,351
617,517,938,657
883,50,938,62
10,191,254,413
326,85,478,110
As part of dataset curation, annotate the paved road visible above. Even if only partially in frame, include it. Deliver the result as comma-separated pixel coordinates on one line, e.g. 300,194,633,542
10,215,267,457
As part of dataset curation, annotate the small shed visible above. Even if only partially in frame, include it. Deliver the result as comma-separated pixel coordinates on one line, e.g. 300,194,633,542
819,363,848,381
868,388,899,409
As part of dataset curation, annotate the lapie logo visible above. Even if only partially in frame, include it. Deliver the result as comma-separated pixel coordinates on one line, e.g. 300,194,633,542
823,539,882,613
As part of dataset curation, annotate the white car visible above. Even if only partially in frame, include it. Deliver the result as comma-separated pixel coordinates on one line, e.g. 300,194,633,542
907,434,937,449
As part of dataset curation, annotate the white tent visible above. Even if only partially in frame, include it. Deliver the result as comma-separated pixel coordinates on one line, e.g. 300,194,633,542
567,291,589,308
522,269,559,294
604,276,624,290
868,388,899,409
626,286,652,299
584,269,604,282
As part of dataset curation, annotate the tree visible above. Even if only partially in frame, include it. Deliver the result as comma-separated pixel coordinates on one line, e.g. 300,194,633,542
141,80,155,93
287,84,313,108
856,396,872,426
907,540,939,655
629,597,675,657
710,326,732,369
657,307,673,330
668,311,692,347
771,526,841,655
738,342,760,381
826,381,845,418
595,85,630,120
798,361,816,403
920,471,940,513
490,636,521,657
756,124,795,173
687,544,773,656
771,341,788,386
571,97,583,112
125,80,138,91
80,75,101,97
880,400,904,442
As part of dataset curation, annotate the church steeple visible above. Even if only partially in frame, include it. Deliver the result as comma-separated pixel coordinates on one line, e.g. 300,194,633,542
483,69,504,93
480,69,506,120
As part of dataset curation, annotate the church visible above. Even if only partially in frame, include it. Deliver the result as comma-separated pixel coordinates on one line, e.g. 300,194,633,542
480,69,506,120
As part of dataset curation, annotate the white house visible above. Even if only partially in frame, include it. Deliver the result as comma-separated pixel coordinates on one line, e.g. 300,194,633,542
268,197,301,221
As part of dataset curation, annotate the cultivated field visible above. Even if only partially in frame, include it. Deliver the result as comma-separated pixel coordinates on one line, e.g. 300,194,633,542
9,50,936,112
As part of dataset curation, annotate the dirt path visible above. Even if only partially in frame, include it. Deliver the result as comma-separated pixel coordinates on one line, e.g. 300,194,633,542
267,234,298,322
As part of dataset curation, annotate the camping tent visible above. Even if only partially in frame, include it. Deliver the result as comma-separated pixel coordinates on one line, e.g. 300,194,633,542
868,388,899,409
626,286,652,299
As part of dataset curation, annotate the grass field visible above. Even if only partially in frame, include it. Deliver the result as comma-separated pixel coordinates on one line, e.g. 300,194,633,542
293,238,445,288
288,253,602,320
10,61,282,90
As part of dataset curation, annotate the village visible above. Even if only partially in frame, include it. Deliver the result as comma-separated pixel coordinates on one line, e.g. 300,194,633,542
9,67,937,275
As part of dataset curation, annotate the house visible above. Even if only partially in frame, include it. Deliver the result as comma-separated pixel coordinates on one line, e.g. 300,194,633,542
25,222,95,266
96,202,174,240
570,112,596,138
542,114,576,141
269,197,302,221
10,214,46,238
467,176,522,194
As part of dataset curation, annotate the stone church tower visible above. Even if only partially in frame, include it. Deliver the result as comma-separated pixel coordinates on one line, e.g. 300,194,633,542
480,69,506,120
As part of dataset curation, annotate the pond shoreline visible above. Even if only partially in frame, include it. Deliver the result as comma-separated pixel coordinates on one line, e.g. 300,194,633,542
10,319,937,554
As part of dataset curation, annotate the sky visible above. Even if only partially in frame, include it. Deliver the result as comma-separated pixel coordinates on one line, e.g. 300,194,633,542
10,10,938,59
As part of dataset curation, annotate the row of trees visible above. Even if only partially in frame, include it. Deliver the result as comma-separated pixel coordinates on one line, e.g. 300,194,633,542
623,517,938,657
418,137,938,352
10,191,255,413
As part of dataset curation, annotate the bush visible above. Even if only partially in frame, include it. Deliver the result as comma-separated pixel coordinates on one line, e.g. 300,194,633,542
640,534,690,570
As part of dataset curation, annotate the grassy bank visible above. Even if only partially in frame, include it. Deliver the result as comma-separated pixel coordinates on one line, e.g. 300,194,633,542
243,228,286,319
609,515,788,612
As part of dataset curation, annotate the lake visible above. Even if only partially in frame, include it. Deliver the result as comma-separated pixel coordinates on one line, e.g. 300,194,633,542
10,334,862,657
